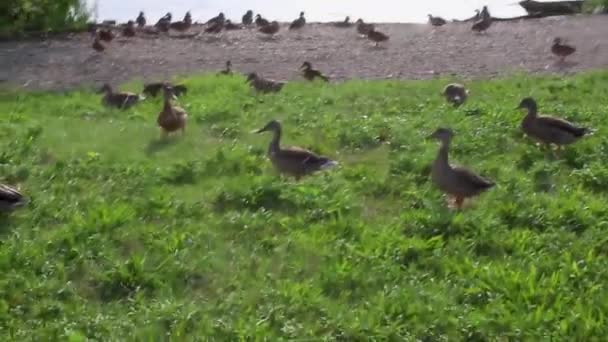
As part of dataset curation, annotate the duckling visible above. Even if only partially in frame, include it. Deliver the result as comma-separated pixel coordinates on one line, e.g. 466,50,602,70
246,72,285,93
551,37,576,63
224,20,242,30
99,83,143,109
98,28,114,42
242,10,254,25
155,12,172,32
258,21,280,36
205,21,223,34
157,86,188,137
255,14,270,27
517,97,589,151
356,19,374,36
367,29,389,47
206,12,225,26
143,82,187,97
289,11,306,30
92,36,105,52
429,128,494,209
136,11,146,28
428,14,447,27
300,62,329,82
442,83,469,106
254,120,338,179
122,20,136,37
219,60,232,75
0,184,27,212
471,15,492,33
332,16,352,28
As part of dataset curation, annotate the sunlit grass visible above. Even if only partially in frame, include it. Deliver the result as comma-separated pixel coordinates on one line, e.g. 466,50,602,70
1,70,608,339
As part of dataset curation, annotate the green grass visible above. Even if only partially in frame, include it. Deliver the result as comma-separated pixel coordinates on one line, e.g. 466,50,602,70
2,70,608,340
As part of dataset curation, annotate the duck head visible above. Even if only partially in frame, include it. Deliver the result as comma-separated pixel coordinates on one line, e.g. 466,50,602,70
517,97,537,112
300,61,312,70
553,37,563,45
428,127,454,143
162,85,178,100
255,120,281,134
300,11,305,17
246,72,258,83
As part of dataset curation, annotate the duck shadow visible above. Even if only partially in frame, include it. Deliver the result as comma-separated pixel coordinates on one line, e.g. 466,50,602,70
550,60,578,70
257,35,279,42
145,137,178,155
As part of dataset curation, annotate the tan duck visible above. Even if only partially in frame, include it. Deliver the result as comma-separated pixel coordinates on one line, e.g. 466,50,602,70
122,20,136,37
442,83,469,106
254,120,338,179
255,14,270,27
367,29,389,47
300,62,329,82
259,21,280,36
551,38,576,63
157,86,188,137
0,184,27,212
429,128,494,209
136,11,146,28
517,97,589,150
143,82,188,97
242,10,254,26
289,11,306,30
356,19,374,36
428,14,447,27
332,16,352,28
219,60,232,75
246,73,285,93
100,83,143,109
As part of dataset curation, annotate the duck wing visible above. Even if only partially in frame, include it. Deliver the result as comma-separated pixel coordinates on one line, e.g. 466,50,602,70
0,184,25,209
451,166,495,189
538,115,587,137
279,147,336,168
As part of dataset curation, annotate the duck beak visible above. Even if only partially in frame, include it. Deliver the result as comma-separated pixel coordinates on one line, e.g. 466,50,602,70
251,127,266,134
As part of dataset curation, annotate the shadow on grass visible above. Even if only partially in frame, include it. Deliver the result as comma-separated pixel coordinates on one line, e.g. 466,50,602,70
145,138,178,156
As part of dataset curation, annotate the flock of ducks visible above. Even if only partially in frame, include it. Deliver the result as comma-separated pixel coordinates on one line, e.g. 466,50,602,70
0,7,587,212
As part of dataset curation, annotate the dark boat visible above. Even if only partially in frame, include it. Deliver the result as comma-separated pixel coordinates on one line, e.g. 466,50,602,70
519,0,583,16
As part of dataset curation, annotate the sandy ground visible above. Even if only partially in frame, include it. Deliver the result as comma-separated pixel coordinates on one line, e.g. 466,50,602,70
0,15,607,91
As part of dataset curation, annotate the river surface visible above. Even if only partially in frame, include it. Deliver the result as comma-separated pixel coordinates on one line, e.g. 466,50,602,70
89,0,532,24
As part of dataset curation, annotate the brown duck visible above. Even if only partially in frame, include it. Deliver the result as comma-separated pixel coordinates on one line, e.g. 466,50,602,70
471,7,492,33
0,184,27,212
136,11,146,28
98,28,114,42
259,21,280,36
100,83,143,109
428,14,447,27
289,11,306,30
332,16,352,28
254,120,338,179
206,12,225,26
155,12,172,32
92,36,105,52
143,82,188,98
246,73,285,93
122,20,136,37
255,14,270,27
242,10,254,25
157,86,188,137
219,60,232,75
429,128,494,209
367,29,389,46
300,62,329,82
517,97,589,151
551,38,576,62
442,83,469,106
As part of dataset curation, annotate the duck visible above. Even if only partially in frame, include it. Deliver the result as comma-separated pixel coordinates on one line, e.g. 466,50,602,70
143,82,188,98
428,14,447,27
356,19,374,36
122,20,136,37
183,11,192,25
442,83,469,106
332,16,352,28
224,20,243,30
429,128,494,209
0,184,27,212
92,36,105,52
551,38,576,63
157,85,188,137
242,10,254,25
219,60,232,75
480,6,491,20
246,72,285,93
254,120,338,179
136,11,146,28
155,12,172,32
517,97,589,151
289,11,306,30
99,83,143,109
258,21,280,36
205,21,223,34
367,29,389,47
170,19,191,32
98,28,114,42
255,14,270,27
300,62,329,82
471,15,492,33
206,12,225,26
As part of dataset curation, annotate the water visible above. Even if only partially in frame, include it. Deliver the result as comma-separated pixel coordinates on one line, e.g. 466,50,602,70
89,0,530,24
